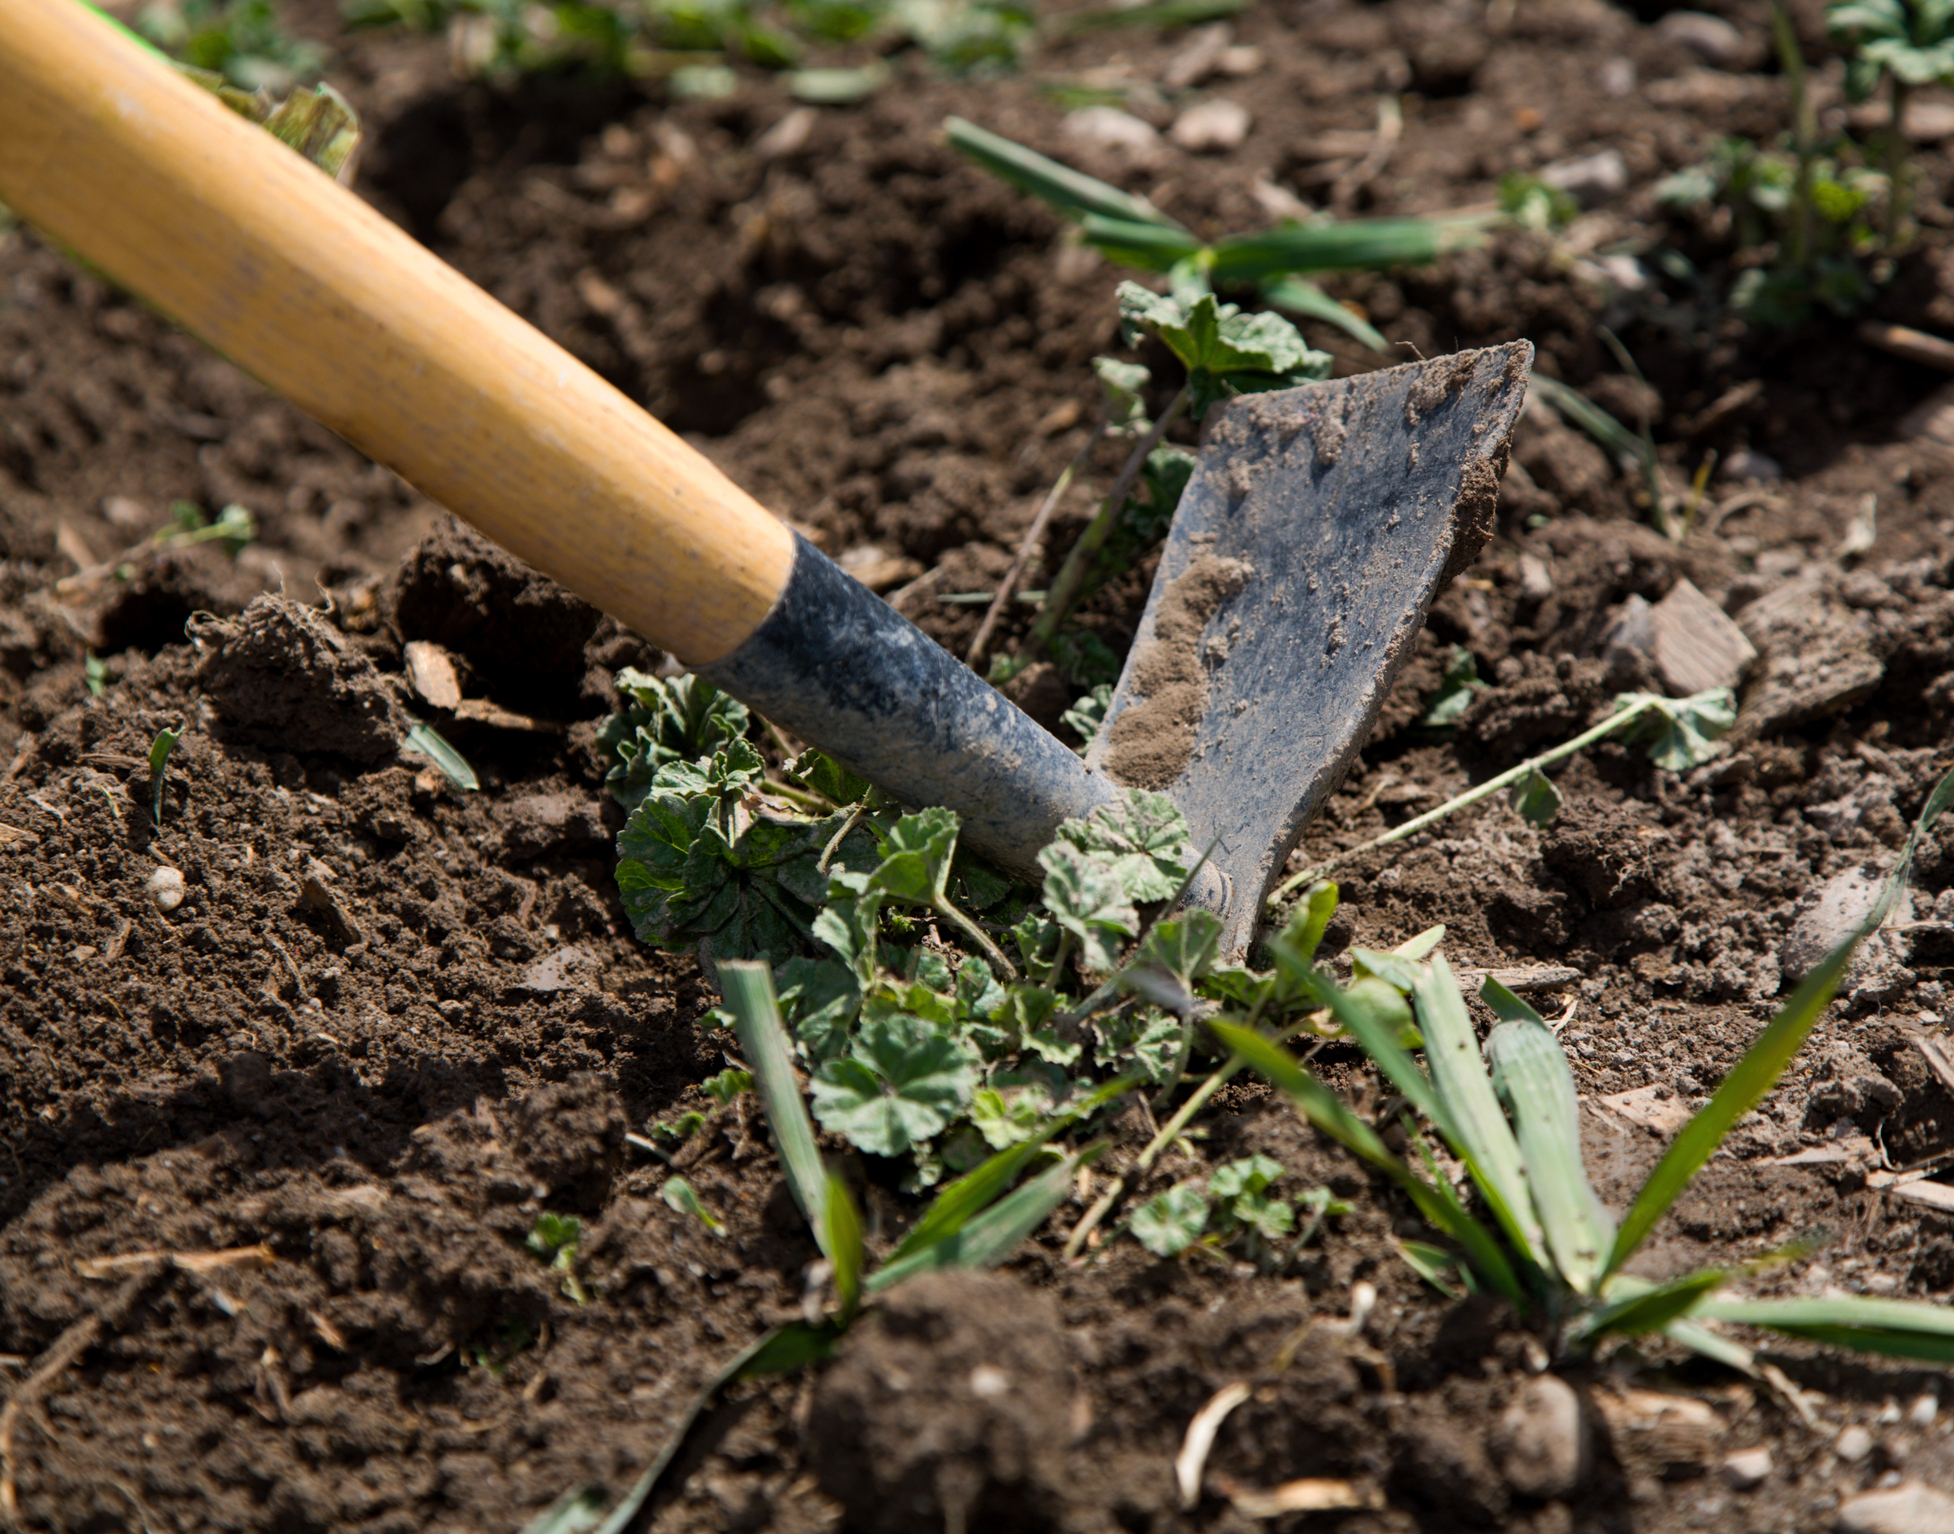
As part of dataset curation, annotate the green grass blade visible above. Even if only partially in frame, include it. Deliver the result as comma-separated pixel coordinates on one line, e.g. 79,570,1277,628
403,721,478,790
1413,956,1542,1268
1525,373,1642,460
1608,767,1954,1278
1213,1021,1524,1305
1486,1010,1614,1293
824,1168,864,1324
944,116,1185,232
1663,1317,1757,1373
1078,213,1207,270
867,1144,1105,1292
1055,0,1251,32
1576,1268,1731,1343
885,1132,1056,1264
1399,1239,1465,1300
718,960,829,1247
1277,949,1449,1130
1208,216,1484,282
1261,276,1390,352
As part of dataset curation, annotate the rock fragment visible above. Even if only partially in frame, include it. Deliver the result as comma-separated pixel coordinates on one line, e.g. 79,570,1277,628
1496,1375,1589,1499
1171,98,1251,153
1163,22,1232,88
147,865,185,912
1656,10,1748,67
1837,1481,1954,1533
1734,578,1884,739
1835,1424,1875,1463
1539,148,1629,205
1648,577,1756,696
1722,1447,1772,1490
1064,107,1161,158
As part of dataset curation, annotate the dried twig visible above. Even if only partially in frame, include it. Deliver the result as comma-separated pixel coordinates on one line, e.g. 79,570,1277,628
966,421,1105,670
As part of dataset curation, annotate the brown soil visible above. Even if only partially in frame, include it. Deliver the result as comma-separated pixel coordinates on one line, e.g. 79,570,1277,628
7,0,1954,1529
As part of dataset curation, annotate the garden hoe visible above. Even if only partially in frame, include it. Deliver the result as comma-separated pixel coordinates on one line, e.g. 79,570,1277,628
0,0,1530,956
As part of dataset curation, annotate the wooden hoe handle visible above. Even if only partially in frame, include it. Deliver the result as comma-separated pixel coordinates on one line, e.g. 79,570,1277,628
0,0,1120,877
0,0,795,665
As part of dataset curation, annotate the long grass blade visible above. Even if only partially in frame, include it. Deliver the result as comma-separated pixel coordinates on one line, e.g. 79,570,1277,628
1696,1294,1954,1363
867,1144,1105,1291
1606,767,1954,1277
1412,957,1542,1267
944,116,1184,231
1055,0,1251,32
824,1168,864,1324
1273,944,1446,1128
1261,276,1390,353
1077,213,1207,271
1575,1268,1732,1343
885,1131,1055,1264
718,959,829,1246
1208,217,1483,282
1485,1004,1614,1293
1213,1021,1524,1305
1664,1317,1757,1373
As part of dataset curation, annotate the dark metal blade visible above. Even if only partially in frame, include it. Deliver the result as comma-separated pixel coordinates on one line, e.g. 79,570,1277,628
1087,342,1533,956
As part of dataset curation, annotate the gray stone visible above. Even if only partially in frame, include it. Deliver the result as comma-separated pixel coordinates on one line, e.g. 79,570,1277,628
1540,148,1629,205
521,945,600,994
1649,577,1757,696
1497,1375,1589,1499
1836,1425,1875,1463
1063,107,1160,158
1162,21,1231,89
1657,10,1747,67
1170,98,1251,153
1837,1481,1954,1533
1722,1447,1772,1490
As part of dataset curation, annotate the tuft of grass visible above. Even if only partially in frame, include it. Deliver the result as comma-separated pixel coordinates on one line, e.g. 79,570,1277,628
946,116,1487,355
1230,766,1954,1366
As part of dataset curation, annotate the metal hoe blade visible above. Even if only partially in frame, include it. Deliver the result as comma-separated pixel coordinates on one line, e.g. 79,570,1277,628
1087,342,1533,956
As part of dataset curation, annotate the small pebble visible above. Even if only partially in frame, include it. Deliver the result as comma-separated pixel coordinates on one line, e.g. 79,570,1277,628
1723,1447,1772,1490
1657,10,1747,67
1063,107,1160,157
1170,98,1251,153
1837,1480,1954,1533
1719,448,1783,483
1908,1394,1938,1428
1539,148,1628,205
1498,1375,1589,1499
1837,1424,1875,1463
147,865,185,913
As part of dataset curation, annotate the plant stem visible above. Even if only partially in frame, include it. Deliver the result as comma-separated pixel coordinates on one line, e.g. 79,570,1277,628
1266,696,1661,909
1019,385,1190,663
934,895,1019,980
967,421,1106,671
1772,0,1815,272
1889,74,1912,250
1062,1014,1310,1260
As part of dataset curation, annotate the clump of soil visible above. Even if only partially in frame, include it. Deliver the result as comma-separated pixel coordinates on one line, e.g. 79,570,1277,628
195,593,411,762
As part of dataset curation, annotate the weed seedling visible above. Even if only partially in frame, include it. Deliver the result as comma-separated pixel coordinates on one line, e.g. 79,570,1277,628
1828,0,1954,244
660,1175,725,1231
947,116,1486,354
1227,767,1954,1369
147,723,182,827
525,1212,590,1303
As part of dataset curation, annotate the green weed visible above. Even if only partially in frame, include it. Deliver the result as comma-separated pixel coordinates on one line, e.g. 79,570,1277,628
1229,766,1954,1366
947,116,1486,355
526,1212,591,1303
134,0,328,90
147,724,182,827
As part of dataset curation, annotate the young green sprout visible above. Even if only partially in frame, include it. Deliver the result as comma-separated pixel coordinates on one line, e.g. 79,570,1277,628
1226,766,1954,1368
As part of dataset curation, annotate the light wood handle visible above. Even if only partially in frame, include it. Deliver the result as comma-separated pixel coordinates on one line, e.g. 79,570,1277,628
0,0,796,665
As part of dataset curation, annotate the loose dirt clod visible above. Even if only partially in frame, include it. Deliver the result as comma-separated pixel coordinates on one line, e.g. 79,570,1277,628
807,1270,1073,1534
1101,552,1252,789
193,594,407,762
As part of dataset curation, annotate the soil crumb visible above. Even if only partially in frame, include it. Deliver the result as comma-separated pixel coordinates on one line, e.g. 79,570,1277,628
808,1270,1072,1534
1102,553,1252,789
193,593,408,762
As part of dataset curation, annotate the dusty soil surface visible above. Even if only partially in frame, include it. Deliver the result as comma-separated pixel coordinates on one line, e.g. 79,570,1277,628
9,0,1954,1529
